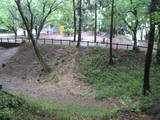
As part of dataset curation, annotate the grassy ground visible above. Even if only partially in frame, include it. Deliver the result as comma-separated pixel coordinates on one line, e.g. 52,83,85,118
1,45,159,120
0,91,118,120
77,47,160,106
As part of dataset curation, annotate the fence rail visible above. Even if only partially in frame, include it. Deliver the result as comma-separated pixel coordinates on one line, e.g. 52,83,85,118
0,37,157,51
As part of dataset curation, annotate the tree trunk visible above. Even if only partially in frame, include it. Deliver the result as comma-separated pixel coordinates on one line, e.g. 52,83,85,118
156,24,160,64
94,3,97,43
143,0,156,95
133,30,138,51
77,0,82,48
15,0,51,73
36,25,44,40
73,0,77,42
14,30,17,38
35,26,38,38
14,30,17,42
140,28,143,41
27,28,51,73
31,37,51,73
109,0,114,65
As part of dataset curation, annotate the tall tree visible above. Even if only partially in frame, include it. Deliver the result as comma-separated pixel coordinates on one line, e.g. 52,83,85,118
0,4,20,38
4,9,19,38
73,0,77,42
33,0,62,40
143,0,157,95
14,0,62,73
117,0,149,51
94,2,97,43
157,24,160,63
155,1,160,63
109,0,114,65
77,0,82,48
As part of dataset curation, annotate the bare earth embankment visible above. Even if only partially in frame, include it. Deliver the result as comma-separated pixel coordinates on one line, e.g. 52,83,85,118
0,44,120,108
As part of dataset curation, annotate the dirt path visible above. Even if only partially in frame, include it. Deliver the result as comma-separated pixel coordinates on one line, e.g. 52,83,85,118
0,47,19,66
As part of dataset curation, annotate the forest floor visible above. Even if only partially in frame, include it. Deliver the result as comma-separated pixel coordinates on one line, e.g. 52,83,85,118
0,43,159,120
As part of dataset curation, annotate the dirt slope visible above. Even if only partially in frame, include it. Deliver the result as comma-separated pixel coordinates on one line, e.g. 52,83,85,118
0,47,19,65
0,44,121,109
0,44,153,120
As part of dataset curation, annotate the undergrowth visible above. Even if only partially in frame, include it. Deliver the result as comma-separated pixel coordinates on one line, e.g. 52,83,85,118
0,91,117,120
77,47,160,105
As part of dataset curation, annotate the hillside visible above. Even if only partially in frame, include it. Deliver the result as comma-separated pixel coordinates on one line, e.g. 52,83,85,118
0,43,160,120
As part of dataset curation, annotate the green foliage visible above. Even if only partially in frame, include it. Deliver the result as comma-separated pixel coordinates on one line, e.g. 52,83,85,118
0,91,35,120
0,108,16,120
77,47,160,105
48,0,73,28
64,28,74,36
0,1,20,33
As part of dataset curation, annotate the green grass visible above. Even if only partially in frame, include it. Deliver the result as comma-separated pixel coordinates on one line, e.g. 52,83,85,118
77,47,160,105
0,91,36,120
0,91,118,120
22,96,117,120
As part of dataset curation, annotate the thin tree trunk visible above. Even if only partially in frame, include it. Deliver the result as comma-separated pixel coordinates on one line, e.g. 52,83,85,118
73,0,77,42
141,28,143,41
143,0,156,95
14,30,17,38
35,26,38,38
31,37,51,73
14,30,17,42
133,30,138,51
156,24,160,64
36,25,44,40
94,3,97,43
77,0,82,48
28,29,51,73
109,0,114,65
15,0,51,73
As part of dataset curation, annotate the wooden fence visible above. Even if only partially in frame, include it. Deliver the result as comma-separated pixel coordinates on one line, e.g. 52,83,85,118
0,37,157,51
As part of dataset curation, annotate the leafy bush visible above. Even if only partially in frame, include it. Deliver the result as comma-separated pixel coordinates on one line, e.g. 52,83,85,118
64,28,74,36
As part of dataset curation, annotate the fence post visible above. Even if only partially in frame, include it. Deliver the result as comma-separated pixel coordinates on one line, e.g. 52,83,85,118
87,41,89,47
7,38,9,43
22,38,23,43
116,43,118,50
69,41,71,46
60,40,62,45
106,42,108,48
52,39,53,45
127,44,129,50
44,38,45,44
15,37,17,43
1,38,2,43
